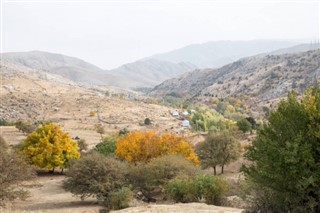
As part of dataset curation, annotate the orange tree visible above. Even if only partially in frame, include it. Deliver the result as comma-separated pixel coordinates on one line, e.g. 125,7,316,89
20,123,80,172
115,131,198,164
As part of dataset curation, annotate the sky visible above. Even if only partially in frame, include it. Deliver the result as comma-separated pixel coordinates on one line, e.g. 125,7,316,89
1,0,320,69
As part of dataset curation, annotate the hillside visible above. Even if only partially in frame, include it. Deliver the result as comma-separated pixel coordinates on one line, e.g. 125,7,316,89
0,60,188,147
2,51,120,86
147,40,299,68
108,59,197,88
151,50,320,102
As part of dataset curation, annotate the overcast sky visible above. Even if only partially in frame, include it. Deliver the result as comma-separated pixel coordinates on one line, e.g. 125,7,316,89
2,0,320,69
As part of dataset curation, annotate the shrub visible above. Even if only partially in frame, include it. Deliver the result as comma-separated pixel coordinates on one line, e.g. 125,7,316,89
105,186,133,210
96,133,118,156
63,152,127,201
76,138,88,152
144,118,151,125
0,140,35,204
127,155,198,194
165,174,228,205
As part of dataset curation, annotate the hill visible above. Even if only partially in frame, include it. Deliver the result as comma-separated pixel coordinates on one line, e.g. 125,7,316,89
147,40,299,68
151,50,320,102
2,50,121,86
107,59,197,88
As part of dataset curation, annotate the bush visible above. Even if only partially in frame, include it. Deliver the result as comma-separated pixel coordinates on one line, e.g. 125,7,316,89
76,138,88,152
63,152,127,201
127,155,198,194
96,133,118,156
0,140,35,204
166,174,228,205
105,186,133,210
144,118,151,125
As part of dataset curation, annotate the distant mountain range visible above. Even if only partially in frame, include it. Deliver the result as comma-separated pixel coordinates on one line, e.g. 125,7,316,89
2,40,316,89
146,40,300,68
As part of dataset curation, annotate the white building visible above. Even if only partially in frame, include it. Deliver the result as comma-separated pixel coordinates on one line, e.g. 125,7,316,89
180,119,190,127
172,111,179,117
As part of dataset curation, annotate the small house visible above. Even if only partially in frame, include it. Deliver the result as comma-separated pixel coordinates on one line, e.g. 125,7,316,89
181,111,189,116
171,111,179,117
180,119,190,127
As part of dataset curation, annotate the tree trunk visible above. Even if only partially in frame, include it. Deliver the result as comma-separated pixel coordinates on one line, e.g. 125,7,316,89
221,165,224,174
213,166,217,175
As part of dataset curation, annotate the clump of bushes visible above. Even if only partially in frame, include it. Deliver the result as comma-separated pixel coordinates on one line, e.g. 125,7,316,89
127,155,198,194
165,174,228,205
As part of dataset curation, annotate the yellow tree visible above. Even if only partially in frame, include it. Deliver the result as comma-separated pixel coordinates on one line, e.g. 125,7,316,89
20,123,80,172
115,131,198,164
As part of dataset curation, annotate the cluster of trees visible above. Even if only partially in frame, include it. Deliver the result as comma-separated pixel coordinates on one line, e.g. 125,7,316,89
115,131,199,164
188,107,234,132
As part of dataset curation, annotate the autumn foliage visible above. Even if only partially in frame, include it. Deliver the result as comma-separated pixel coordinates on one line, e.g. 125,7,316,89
20,123,80,171
115,131,198,164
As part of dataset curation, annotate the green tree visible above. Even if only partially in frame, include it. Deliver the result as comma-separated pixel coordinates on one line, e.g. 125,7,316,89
63,152,127,201
236,118,252,133
196,130,241,175
20,123,80,172
242,88,320,212
96,133,118,156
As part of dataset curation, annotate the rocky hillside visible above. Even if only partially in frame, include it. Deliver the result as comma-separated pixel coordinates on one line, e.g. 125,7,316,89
147,40,300,68
151,50,320,101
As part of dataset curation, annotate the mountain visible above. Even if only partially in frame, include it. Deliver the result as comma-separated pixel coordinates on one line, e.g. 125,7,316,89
269,43,317,55
2,51,119,85
151,50,320,101
147,40,300,68
107,59,197,88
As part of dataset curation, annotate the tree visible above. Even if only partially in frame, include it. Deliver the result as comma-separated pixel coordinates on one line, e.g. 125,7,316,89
144,118,151,125
20,123,80,172
242,88,320,212
196,130,241,175
0,139,35,204
63,152,127,201
236,118,252,133
96,133,118,156
115,131,199,164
